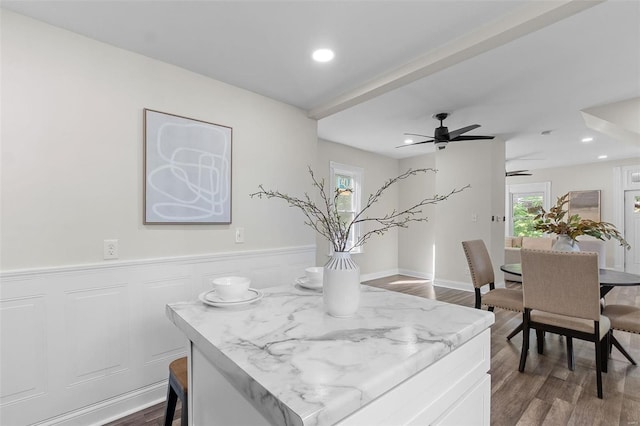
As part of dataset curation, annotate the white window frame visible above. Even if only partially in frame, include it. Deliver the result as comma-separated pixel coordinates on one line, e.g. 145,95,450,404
330,161,363,254
505,182,551,237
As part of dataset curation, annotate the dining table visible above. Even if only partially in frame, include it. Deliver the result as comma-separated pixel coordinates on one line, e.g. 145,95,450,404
500,263,640,298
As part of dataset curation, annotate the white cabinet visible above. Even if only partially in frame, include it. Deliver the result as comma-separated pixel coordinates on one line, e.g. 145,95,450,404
167,285,494,426
189,329,491,426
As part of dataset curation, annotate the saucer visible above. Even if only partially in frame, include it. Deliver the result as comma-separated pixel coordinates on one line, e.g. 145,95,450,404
199,288,263,307
295,276,323,290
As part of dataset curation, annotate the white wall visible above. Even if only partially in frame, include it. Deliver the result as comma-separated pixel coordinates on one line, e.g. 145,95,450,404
397,153,437,277
0,10,317,272
433,139,506,286
397,139,506,288
507,156,640,266
0,10,318,426
316,139,399,278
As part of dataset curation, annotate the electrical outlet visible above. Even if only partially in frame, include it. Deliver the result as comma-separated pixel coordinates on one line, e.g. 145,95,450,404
104,239,119,260
235,227,244,243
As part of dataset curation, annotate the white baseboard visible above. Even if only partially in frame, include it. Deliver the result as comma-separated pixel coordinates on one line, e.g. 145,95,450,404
361,269,400,282
396,269,433,281
33,382,166,426
432,279,474,293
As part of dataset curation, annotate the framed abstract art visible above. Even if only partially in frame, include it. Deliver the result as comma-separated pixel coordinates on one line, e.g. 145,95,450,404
144,109,232,224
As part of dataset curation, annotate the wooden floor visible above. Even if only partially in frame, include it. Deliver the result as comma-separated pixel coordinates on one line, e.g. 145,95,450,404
109,275,640,425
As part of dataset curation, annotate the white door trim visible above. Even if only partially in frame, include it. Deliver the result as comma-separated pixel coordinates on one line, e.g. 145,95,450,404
613,165,640,271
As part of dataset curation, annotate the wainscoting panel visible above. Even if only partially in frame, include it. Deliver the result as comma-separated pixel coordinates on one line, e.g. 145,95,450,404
0,296,47,404
64,284,129,387
0,245,315,426
141,275,192,363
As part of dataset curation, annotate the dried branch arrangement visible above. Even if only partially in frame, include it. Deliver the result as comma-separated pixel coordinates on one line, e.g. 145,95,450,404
531,193,630,249
250,167,469,252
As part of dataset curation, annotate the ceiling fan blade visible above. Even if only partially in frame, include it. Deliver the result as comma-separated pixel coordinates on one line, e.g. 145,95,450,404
396,139,434,148
448,124,480,139
450,135,494,141
506,170,532,177
403,133,431,138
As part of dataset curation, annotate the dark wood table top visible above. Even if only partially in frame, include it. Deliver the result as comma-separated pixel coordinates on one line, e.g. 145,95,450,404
500,263,640,286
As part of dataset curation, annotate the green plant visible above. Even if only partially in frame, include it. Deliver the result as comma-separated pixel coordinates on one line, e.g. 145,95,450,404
250,167,469,252
530,193,630,249
512,195,543,237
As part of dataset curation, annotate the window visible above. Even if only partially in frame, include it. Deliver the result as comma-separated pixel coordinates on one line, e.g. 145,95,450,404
506,182,550,237
511,193,544,237
330,162,363,253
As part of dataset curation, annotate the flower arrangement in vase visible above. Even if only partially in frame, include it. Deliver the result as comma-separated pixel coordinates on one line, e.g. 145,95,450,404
251,167,468,316
530,193,630,251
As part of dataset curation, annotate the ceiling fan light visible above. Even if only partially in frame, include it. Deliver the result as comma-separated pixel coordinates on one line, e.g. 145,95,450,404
434,141,448,150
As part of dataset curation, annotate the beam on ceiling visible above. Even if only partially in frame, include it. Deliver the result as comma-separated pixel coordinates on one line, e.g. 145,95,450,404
308,0,604,120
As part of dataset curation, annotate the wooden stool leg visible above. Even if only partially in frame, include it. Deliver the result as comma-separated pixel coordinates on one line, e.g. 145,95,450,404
180,393,188,426
164,384,178,426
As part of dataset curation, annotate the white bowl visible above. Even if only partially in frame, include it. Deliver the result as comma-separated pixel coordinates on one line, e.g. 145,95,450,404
212,276,251,301
305,267,323,283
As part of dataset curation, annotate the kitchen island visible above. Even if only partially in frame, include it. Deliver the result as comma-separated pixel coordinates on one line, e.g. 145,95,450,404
166,284,494,426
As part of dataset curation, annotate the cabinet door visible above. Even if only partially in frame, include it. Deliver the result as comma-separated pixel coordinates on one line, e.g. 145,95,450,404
431,374,491,426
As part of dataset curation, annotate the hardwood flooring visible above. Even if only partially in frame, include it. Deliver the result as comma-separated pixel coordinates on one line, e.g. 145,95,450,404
108,275,640,425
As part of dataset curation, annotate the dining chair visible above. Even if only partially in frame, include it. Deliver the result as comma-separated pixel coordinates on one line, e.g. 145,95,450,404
602,304,640,365
462,240,523,339
519,249,610,399
165,356,188,426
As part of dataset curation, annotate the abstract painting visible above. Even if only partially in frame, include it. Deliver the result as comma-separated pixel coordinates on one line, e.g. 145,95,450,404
144,109,232,224
568,190,600,222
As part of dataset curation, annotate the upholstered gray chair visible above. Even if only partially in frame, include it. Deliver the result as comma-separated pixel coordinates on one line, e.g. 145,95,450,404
519,249,610,399
462,240,523,339
602,304,640,365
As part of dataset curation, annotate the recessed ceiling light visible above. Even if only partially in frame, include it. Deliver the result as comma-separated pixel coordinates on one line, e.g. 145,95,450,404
404,138,413,144
312,48,334,63
598,155,608,160
582,137,594,143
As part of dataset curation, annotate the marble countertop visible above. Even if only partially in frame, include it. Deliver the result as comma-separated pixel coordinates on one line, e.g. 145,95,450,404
166,284,494,426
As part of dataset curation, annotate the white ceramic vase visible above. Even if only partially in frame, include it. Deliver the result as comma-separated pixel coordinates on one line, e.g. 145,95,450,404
553,234,581,252
323,252,361,318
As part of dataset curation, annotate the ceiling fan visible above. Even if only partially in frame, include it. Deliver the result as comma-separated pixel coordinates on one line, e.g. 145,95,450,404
398,112,494,150
506,170,532,177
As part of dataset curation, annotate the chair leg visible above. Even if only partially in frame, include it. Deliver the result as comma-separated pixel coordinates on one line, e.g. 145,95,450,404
536,329,544,354
611,333,637,365
506,322,523,341
601,334,609,373
519,319,530,372
609,330,613,355
595,339,604,399
566,337,575,371
164,384,178,426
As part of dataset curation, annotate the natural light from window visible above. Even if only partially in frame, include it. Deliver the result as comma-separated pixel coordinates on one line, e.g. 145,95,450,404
506,182,551,237
330,162,363,253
